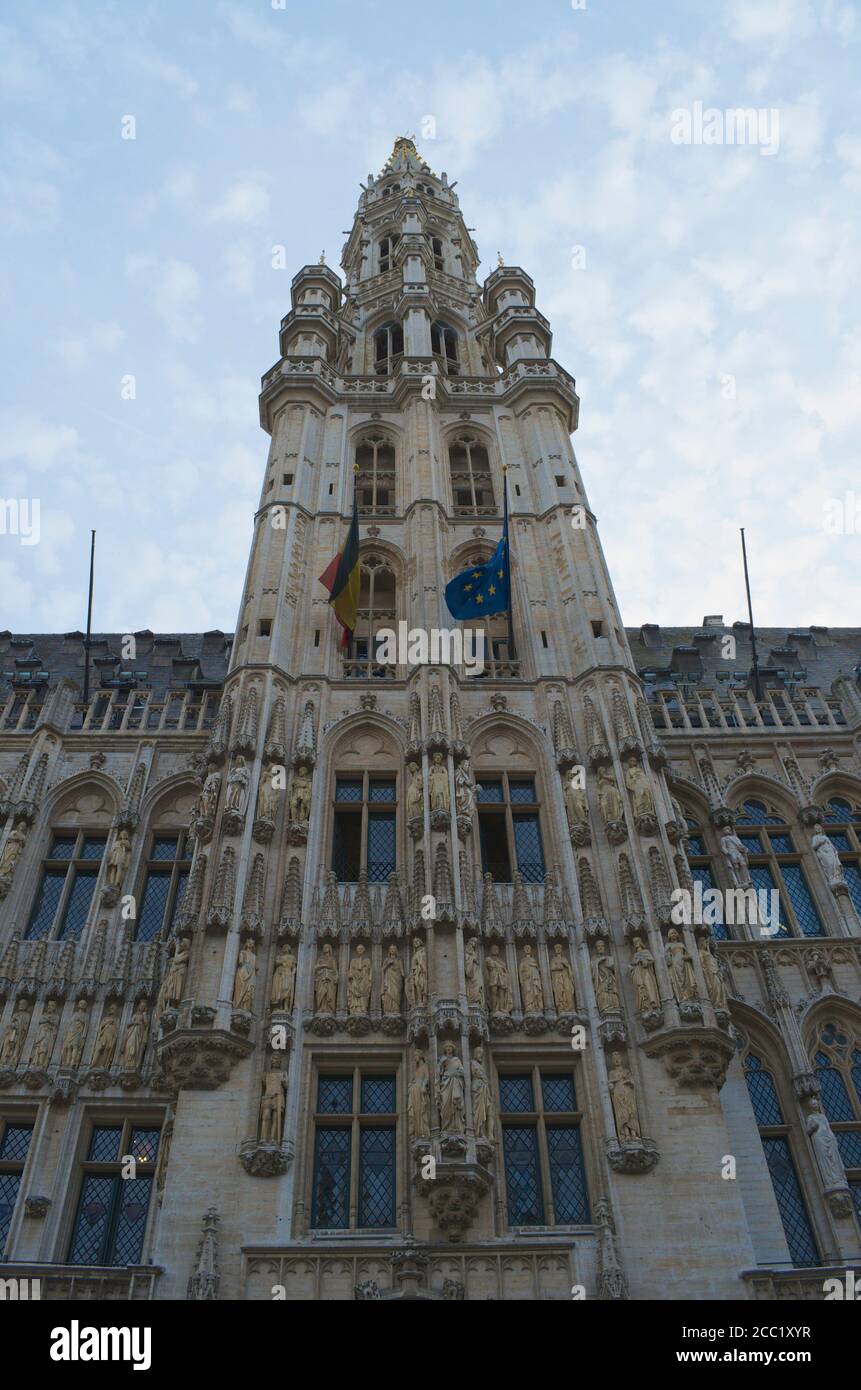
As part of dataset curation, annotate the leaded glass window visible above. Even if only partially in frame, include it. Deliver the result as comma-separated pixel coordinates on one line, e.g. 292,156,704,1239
499,1068,589,1228
735,799,825,938
811,1021,861,1200
0,1120,34,1256
681,813,729,940
69,1120,160,1266
135,831,192,943
331,771,397,882
311,1069,399,1232
820,799,861,916
25,830,107,941
743,1051,818,1268
449,435,495,515
476,771,546,885
355,435,396,516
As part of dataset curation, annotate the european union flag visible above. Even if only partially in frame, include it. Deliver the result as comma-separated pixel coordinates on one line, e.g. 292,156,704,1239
445,476,511,621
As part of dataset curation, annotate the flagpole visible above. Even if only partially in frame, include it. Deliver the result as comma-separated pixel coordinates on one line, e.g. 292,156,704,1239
503,467,516,663
82,529,96,706
740,527,762,702
348,463,358,664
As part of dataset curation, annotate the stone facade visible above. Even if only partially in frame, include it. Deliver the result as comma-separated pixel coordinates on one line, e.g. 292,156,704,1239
1,138,860,1301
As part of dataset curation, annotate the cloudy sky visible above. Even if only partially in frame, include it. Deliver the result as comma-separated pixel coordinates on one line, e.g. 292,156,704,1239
1,0,859,636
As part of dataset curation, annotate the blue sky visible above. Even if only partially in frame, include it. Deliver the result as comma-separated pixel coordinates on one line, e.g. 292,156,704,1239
1,0,859,634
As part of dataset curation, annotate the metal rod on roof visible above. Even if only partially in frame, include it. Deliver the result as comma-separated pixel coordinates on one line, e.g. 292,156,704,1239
740,528,763,703
82,530,96,706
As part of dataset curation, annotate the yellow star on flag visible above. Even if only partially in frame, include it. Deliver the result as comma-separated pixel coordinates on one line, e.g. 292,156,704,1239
475,594,484,605
497,568,503,579
473,571,482,579
464,583,473,592
488,584,496,596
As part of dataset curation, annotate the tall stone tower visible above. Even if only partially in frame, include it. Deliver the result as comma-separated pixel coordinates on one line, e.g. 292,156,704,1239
2,137,860,1304
149,134,746,1299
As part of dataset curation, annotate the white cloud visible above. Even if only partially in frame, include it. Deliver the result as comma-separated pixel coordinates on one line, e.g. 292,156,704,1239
209,177,271,224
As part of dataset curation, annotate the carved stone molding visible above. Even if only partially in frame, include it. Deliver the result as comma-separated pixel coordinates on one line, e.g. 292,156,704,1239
239,1139,294,1177
418,1162,492,1241
606,1138,660,1174
642,1026,735,1090
24,1195,51,1218
156,1029,253,1091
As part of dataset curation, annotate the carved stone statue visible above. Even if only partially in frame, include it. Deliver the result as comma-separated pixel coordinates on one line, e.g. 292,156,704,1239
289,764,312,824
226,755,250,815
270,942,297,1013
471,1046,495,1141
408,1050,431,1141
315,943,338,1013
665,928,697,1004
406,763,424,821
347,943,372,1015
381,944,403,1014
60,1000,89,1067
464,936,485,1007
29,999,59,1069
232,939,257,1013
0,822,27,878
597,765,624,825
120,999,150,1071
624,762,654,818
438,1041,465,1134
428,752,450,814
629,936,660,1013
485,943,513,1014
563,774,589,829
256,766,279,823
91,1002,120,1069
200,766,221,819
106,829,131,888
698,937,727,1011
259,1055,287,1144
811,825,846,889
455,760,476,818
592,939,620,1014
805,1101,846,1192
720,830,752,889
550,943,575,1013
608,1051,641,1141
157,936,191,1015
406,936,427,1007
0,999,32,1066
519,943,544,1013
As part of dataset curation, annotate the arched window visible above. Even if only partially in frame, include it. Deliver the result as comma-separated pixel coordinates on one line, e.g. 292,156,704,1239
811,1020,861,1218
476,771,545,883
135,829,192,942
742,1050,819,1267
820,797,861,916
734,798,825,938
378,234,400,273
26,828,107,942
681,814,726,940
425,233,444,271
345,553,397,679
331,771,398,883
431,320,459,375
449,435,495,515
355,435,395,516
373,321,403,376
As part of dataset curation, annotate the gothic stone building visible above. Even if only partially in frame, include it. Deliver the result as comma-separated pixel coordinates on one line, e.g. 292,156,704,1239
1,138,861,1303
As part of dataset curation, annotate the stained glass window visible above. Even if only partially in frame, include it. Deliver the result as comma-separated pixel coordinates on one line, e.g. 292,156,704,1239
812,1024,861,1199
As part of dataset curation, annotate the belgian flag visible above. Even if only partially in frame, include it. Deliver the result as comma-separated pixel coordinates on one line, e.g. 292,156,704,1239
318,490,360,647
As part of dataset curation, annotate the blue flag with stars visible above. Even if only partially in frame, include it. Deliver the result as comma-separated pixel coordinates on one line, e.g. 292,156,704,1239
445,475,511,620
